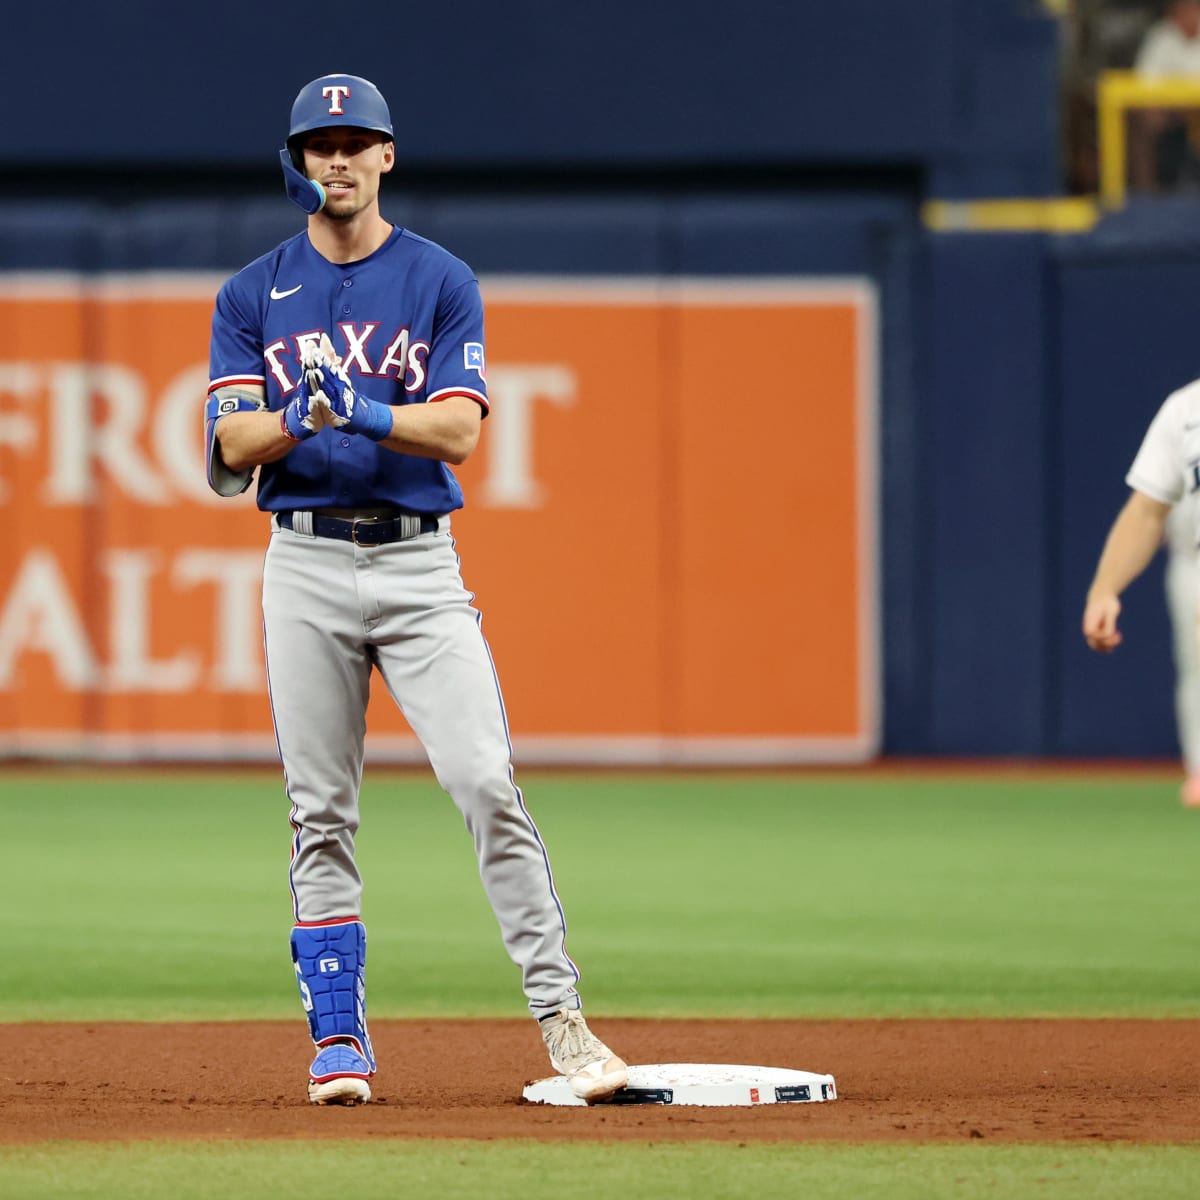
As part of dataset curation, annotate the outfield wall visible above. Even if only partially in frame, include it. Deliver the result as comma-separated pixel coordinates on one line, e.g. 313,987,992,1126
1,196,1196,763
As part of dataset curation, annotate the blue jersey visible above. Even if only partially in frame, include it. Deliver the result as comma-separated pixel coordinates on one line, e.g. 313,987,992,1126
208,226,488,514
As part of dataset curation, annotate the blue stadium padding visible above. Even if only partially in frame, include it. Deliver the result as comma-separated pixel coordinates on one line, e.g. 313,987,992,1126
922,232,1053,753
930,2,1062,198
674,194,916,275
1049,254,1200,759
4,0,1056,196
93,202,235,271
420,197,666,275
0,203,104,270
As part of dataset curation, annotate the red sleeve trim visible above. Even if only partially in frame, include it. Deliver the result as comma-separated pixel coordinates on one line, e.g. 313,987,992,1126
428,386,489,414
209,374,266,395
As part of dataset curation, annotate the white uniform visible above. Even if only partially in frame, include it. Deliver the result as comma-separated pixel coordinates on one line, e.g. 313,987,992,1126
1127,378,1200,776
1165,501,1200,774
1135,21,1200,78
1126,378,1200,512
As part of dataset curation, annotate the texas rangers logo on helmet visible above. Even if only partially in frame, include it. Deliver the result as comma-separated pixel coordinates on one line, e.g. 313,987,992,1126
322,85,351,114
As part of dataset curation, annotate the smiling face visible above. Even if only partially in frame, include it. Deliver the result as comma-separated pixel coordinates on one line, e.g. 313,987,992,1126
300,127,395,220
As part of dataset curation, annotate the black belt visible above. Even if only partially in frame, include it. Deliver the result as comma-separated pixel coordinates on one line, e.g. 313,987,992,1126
277,510,439,546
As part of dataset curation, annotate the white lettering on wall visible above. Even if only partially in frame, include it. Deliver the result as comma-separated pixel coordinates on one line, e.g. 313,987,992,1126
103,550,200,692
0,349,573,706
0,545,267,696
0,549,98,688
155,362,228,506
0,364,40,504
482,364,577,508
173,549,264,690
0,359,562,511
43,363,166,505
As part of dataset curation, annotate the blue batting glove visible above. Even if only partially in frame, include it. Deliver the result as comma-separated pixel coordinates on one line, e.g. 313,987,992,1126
280,374,325,441
303,345,394,442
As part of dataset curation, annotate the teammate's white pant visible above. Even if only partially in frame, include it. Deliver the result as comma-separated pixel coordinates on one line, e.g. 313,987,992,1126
1165,544,1200,775
262,516,581,1017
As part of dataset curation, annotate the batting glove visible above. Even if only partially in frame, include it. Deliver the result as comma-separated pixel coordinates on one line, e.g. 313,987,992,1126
280,372,328,441
302,342,394,442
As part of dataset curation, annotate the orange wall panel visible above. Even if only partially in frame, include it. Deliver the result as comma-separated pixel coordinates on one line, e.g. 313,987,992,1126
451,296,669,737
672,294,872,742
1,275,877,763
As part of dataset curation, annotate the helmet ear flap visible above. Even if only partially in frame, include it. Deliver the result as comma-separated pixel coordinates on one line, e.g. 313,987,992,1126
279,149,326,215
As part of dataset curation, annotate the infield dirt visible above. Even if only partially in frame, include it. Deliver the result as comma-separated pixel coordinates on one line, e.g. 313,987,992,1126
1,1018,1196,1144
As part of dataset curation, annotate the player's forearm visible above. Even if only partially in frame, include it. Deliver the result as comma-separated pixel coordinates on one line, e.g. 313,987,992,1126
216,411,297,471
378,397,482,465
1087,493,1172,600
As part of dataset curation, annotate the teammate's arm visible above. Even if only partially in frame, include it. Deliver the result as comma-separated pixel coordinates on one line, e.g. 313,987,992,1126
1082,489,1174,653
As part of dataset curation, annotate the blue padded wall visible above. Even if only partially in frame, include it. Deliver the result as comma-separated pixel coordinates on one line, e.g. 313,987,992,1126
921,233,1054,753
1049,208,1200,760
7,1,1058,198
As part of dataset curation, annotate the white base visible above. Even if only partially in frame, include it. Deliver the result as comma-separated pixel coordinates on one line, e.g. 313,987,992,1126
522,1063,837,1107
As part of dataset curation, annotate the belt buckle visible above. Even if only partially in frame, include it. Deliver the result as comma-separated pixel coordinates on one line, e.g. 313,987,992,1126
351,517,382,546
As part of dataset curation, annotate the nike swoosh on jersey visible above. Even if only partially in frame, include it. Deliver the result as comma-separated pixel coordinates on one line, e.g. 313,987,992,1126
270,284,303,300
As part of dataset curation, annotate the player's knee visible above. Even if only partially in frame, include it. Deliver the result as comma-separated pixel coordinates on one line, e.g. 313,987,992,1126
436,762,518,819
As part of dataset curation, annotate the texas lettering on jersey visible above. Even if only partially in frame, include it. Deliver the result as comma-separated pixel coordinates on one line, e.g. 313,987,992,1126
208,226,489,513
264,325,431,395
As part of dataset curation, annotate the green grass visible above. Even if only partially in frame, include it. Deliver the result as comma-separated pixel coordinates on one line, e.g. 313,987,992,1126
2,768,1199,1020
3,766,1199,1198
2,1141,1200,1200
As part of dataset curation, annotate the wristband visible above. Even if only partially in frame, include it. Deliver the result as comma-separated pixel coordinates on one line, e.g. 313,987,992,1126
355,396,394,442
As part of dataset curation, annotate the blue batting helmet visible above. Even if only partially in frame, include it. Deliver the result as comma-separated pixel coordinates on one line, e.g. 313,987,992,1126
280,74,394,214
285,74,394,166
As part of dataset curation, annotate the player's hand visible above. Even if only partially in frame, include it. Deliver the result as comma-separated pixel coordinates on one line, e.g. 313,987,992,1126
1082,591,1123,653
302,338,394,442
280,371,330,441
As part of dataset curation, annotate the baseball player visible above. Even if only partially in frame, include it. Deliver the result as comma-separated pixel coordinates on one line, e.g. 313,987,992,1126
1164,501,1200,803
1082,376,1200,806
205,73,627,1105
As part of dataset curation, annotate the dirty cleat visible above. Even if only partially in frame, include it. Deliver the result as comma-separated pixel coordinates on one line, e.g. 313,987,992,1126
308,1042,373,1105
1182,776,1200,808
540,1008,628,1103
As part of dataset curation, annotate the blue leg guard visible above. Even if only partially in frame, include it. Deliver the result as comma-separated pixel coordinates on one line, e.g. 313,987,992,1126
290,919,376,1074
